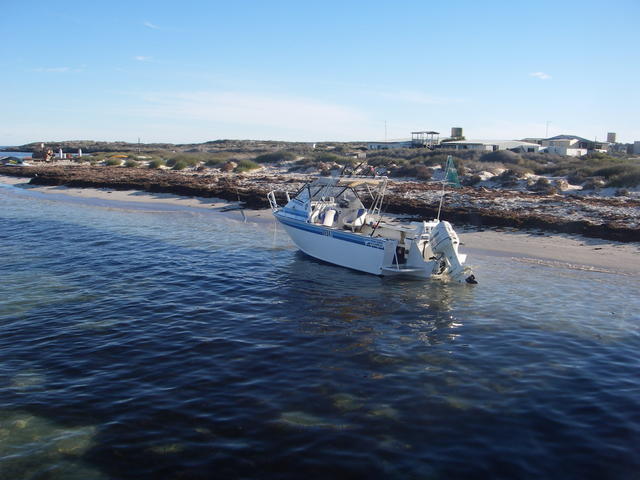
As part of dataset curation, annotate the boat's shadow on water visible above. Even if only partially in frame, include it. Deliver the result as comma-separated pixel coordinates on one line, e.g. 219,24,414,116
273,251,474,344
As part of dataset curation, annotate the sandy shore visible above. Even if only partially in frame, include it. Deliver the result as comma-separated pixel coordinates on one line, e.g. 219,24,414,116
460,229,639,275
3,175,638,275
0,175,274,220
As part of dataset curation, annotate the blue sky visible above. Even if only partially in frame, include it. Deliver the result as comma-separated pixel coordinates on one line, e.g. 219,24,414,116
1,0,639,144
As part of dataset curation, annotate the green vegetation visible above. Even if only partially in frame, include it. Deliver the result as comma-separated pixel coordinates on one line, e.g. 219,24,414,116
172,160,188,170
148,159,166,169
254,151,296,163
50,142,640,191
532,154,639,188
479,150,522,165
607,166,640,187
88,152,129,162
235,159,260,173
313,153,356,166
392,164,433,179
364,147,640,189
205,158,228,168
165,154,200,169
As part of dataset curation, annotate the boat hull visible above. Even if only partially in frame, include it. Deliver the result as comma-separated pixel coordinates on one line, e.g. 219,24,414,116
275,213,396,275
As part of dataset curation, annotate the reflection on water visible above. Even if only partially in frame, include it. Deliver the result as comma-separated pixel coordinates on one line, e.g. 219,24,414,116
0,182,639,479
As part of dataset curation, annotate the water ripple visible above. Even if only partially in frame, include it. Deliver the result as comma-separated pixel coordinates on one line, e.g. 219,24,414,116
0,184,639,479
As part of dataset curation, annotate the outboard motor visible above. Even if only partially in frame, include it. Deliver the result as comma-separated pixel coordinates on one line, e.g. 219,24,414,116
429,221,476,284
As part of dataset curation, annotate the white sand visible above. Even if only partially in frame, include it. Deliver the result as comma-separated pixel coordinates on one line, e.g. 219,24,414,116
2,175,638,275
459,230,639,275
0,175,273,221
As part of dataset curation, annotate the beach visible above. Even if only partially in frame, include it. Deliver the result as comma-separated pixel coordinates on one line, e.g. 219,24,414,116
3,174,637,276
2,164,638,243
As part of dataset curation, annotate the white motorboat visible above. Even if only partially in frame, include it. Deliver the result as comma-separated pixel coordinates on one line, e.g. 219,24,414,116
267,173,477,284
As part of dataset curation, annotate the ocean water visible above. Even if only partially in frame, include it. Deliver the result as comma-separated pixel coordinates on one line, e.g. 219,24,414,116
1,181,639,480
0,152,32,159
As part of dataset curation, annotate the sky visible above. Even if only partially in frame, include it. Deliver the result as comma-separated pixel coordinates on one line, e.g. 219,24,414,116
1,0,639,145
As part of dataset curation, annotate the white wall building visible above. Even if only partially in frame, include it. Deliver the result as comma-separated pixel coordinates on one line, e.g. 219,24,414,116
541,138,588,157
439,140,493,151
367,140,412,150
439,140,540,153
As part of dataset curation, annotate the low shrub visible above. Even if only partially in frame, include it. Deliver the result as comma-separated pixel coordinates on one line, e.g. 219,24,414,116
390,164,432,179
592,164,630,179
584,152,620,164
566,170,587,185
496,168,527,186
105,158,122,166
165,154,200,168
172,160,188,170
462,174,482,186
366,156,394,167
254,151,296,163
313,153,356,166
528,177,556,193
235,159,260,172
205,158,227,167
124,159,139,168
148,159,165,169
414,165,433,180
479,150,523,165
582,177,605,190
607,167,640,188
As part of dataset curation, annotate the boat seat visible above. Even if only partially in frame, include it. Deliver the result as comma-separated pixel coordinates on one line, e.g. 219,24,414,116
343,209,367,231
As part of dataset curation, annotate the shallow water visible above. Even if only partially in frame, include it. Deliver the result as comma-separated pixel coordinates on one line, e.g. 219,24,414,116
1,182,639,479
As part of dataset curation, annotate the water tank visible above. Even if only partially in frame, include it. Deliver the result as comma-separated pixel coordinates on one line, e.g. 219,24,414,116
607,132,616,143
451,127,463,138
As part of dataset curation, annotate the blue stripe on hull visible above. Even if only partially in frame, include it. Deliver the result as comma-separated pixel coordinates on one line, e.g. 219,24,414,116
275,213,385,250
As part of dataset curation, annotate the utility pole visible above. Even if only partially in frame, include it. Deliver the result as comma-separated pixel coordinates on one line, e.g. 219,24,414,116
384,120,387,142
545,121,551,138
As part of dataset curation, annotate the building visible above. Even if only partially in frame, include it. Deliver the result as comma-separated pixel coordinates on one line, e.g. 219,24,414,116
540,135,609,156
439,139,540,153
520,138,544,145
541,137,587,157
411,131,439,148
367,140,413,150
634,141,640,155
439,140,492,151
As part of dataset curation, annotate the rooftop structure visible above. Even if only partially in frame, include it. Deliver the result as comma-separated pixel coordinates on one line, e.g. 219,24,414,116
411,131,440,148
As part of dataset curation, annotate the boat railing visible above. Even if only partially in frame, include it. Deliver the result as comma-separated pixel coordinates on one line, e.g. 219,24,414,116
267,191,278,211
